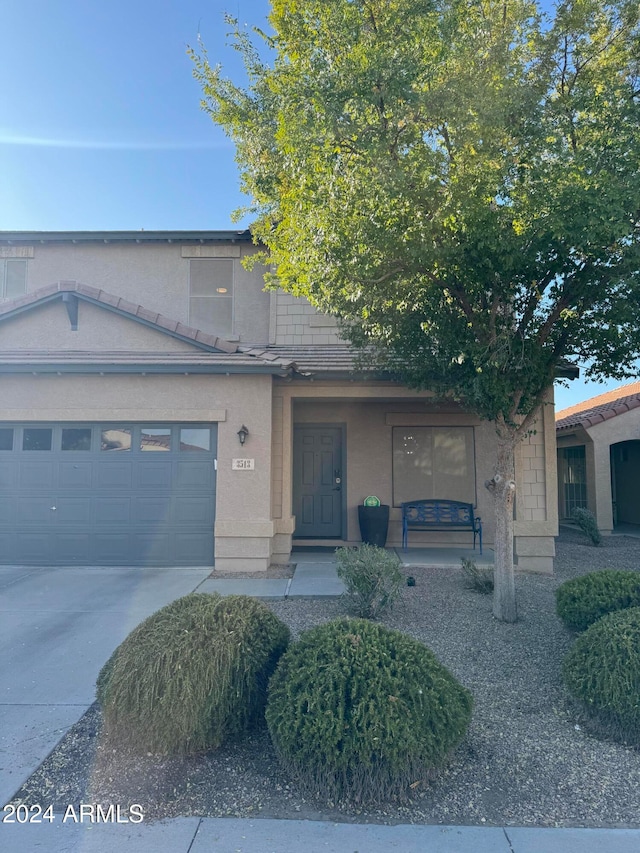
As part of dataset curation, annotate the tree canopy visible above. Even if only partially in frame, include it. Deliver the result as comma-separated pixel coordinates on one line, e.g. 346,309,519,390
192,0,640,620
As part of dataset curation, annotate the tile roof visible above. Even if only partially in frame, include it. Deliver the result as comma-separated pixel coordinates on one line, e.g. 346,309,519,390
243,344,370,376
555,382,640,430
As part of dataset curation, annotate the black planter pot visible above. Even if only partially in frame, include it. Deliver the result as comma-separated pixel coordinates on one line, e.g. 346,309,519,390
358,505,390,548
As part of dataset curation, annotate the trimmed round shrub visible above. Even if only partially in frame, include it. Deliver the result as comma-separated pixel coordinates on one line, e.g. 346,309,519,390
556,570,640,632
97,593,290,755
562,606,640,743
266,618,473,804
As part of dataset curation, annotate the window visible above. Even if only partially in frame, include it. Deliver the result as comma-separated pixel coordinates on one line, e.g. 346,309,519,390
101,428,131,452
23,428,52,451
179,428,210,451
0,428,13,450
140,428,171,451
560,446,587,519
392,426,476,505
1,259,27,299
189,259,233,336
62,428,92,451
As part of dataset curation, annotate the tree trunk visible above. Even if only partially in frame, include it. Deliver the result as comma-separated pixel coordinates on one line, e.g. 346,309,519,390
487,433,518,623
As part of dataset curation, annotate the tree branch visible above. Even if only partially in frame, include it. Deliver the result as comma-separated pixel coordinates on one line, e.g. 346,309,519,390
516,268,558,338
440,124,455,164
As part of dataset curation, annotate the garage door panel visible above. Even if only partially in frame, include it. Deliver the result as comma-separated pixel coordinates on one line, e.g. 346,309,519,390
59,462,93,489
17,497,56,525
0,423,216,567
0,532,14,562
93,497,132,525
134,533,171,564
20,462,54,489
134,496,172,523
0,461,18,489
174,460,215,489
56,534,91,563
15,533,52,562
54,497,91,524
174,533,213,564
174,497,215,525
93,533,133,564
0,497,15,524
135,463,172,489
95,463,132,489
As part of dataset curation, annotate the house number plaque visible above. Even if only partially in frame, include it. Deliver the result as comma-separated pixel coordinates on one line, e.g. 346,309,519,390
232,458,255,470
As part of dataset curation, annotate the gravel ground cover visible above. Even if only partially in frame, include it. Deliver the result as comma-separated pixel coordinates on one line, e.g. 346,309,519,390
10,528,640,826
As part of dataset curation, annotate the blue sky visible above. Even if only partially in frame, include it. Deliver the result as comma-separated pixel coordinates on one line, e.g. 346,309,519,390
0,0,264,231
0,0,634,409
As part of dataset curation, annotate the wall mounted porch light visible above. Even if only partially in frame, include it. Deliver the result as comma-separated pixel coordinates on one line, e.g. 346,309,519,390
237,424,249,446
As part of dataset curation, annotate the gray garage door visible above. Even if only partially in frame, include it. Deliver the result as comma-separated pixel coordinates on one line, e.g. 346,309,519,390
0,423,217,566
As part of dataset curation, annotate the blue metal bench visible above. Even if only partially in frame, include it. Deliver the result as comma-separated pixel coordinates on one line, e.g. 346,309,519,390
401,499,482,554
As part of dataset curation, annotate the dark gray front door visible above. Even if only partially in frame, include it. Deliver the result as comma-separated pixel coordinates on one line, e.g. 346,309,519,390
0,423,217,567
293,426,343,538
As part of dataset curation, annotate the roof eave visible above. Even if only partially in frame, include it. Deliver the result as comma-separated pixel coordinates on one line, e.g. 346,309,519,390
555,362,580,380
0,362,291,376
0,230,254,245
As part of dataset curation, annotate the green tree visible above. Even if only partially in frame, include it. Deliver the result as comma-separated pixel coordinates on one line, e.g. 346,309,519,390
192,0,640,622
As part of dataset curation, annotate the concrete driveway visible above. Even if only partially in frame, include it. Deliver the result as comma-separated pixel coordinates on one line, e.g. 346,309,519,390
0,564,211,807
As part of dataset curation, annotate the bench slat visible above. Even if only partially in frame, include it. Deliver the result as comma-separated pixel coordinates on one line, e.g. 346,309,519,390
401,499,482,554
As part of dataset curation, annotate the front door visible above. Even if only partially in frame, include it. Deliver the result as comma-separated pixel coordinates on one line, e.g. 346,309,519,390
293,426,343,538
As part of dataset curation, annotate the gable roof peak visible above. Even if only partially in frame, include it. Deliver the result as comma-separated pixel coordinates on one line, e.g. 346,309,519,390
0,281,239,354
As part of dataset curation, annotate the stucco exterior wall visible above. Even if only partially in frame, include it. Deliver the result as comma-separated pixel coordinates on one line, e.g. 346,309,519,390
578,407,640,533
11,242,271,345
0,299,198,352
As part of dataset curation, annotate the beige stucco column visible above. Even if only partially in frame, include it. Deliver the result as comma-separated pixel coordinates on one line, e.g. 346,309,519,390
513,392,557,573
213,374,277,572
590,435,614,534
269,387,296,564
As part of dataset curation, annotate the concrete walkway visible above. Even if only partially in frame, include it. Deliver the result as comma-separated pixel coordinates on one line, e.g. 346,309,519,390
2,816,640,853
3,552,640,853
197,545,494,598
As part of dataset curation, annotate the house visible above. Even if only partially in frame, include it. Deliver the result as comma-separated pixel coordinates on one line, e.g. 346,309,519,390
0,230,559,572
556,383,640,534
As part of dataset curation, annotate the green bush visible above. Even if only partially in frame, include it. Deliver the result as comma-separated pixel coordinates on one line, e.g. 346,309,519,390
562,606,640,743
556,570,640,632
460,557,494,594
335,543,403,618
266,618,473,804
97,593,290,755
571,507,602,545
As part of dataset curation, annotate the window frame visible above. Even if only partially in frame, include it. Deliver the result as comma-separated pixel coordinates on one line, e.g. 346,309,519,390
188,258,234,337
391,425,477,507
1,258,27,299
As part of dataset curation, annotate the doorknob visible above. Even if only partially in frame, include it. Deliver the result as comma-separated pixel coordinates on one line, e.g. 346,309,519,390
50,506,57,511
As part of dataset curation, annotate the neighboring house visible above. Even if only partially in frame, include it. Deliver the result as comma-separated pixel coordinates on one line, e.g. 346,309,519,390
0,230,561,572
556,383,640,534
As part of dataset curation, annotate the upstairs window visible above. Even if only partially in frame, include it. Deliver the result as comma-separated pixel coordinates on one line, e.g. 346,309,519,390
1,259,27,299
189,259,234,337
